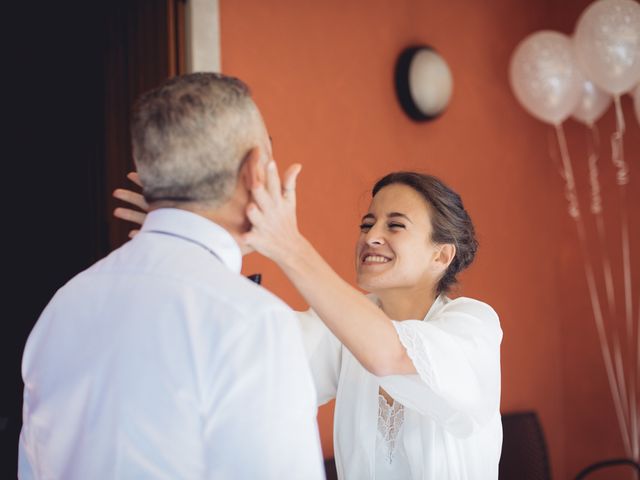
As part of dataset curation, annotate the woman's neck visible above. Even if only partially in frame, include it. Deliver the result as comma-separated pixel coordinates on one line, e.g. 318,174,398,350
376,285,438,321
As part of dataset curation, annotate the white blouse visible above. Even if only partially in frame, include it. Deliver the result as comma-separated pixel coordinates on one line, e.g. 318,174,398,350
297,294,503,480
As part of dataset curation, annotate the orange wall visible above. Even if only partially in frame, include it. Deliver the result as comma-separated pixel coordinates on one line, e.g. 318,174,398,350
220,1,640,478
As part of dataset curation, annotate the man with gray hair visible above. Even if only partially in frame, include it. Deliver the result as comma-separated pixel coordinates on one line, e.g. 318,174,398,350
18,73,325,479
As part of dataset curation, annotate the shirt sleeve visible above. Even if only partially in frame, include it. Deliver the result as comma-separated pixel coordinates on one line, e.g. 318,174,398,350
296,308,343,406
377,297,502,438
202,305,325,480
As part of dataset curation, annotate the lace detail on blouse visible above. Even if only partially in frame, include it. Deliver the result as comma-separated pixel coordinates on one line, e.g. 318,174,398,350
393,321,434,387
377,394,405,464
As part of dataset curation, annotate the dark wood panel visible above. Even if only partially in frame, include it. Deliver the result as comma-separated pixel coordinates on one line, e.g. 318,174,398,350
105,0,186,250
2,1,185,476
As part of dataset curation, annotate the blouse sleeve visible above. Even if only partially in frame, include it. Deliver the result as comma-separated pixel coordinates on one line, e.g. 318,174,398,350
377,297,502,438
296,309,343,406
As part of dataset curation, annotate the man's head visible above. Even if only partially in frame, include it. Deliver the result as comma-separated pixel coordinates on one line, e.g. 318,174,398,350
131,73,271,210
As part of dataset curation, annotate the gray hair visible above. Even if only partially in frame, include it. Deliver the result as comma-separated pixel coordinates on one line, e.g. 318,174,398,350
131,72,261,207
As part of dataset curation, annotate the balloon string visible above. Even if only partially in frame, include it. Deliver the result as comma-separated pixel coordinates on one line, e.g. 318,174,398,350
614,335,631,440
612,98,635,443
555,125,579,219
585,125,633,437
586,126,616,321
611,96,637,462
547,128,565,179
614,94,626,136
587,124,602,215
629,232,639,464
631,353,638,461
635,292,640,461
611,95,629,186
585,124,632,448
620,189,634,343
555,123,632,456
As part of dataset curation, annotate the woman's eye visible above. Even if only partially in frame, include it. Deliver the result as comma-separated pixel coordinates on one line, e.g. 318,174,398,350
388,223,405,230
359,223,373,231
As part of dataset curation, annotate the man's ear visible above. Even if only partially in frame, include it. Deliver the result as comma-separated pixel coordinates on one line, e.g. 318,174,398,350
239,147,265,191
435,244,456,272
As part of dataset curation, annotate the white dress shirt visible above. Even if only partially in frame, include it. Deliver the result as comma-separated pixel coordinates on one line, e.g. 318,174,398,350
298,294,503,480
19,208,324,480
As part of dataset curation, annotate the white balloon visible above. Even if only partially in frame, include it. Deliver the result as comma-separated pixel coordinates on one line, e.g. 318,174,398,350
572,77,612,125
509,31,583,125
574,0,640,95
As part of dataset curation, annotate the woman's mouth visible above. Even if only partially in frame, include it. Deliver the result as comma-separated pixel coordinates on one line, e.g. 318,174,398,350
361,254,392,264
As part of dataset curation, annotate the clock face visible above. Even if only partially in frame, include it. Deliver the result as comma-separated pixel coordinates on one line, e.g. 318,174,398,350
395,46,453,121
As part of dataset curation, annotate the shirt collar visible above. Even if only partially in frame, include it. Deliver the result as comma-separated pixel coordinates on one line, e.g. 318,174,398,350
422,294,446,322
140,208,242,273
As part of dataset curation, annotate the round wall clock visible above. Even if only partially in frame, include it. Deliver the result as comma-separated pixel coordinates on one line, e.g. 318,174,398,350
395,45,453,121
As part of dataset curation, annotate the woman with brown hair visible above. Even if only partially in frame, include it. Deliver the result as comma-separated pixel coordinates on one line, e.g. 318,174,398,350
114,166,503,479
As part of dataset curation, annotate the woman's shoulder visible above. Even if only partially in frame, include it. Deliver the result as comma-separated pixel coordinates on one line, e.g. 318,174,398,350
439,295,500,323
425,296,503,343
442,295,497,313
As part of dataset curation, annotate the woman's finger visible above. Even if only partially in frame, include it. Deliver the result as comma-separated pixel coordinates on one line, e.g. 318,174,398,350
246,202,265,228
251,182,275,211
265,161,282,200
113,188,149,211
239,231,252,248
282,164,302,203
114,207,147,226
127,171,143,188
241,230,261,251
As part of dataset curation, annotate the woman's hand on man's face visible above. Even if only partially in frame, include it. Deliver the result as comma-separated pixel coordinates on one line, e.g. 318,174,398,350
242,161,303,262
113,172,148,238
112,165,304,256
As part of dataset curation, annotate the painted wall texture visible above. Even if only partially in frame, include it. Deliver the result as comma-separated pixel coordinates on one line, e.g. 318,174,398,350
219,1,640,478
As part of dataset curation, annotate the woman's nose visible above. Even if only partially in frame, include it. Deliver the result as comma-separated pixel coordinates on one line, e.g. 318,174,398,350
365,227,385,246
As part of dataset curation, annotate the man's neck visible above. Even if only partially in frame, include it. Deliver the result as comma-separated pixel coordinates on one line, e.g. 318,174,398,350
149,202,248,252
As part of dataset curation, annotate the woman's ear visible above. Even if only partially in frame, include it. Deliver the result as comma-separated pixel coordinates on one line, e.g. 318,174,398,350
239,147,265,190
435,243,456,271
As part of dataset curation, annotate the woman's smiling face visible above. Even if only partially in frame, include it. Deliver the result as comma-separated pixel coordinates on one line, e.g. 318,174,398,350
355,183,444,295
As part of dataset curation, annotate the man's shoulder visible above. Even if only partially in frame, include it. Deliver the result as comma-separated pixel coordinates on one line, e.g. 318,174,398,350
57,242,296,326
208,270,292,318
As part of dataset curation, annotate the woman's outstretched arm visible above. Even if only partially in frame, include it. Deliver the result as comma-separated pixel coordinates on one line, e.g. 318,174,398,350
243,162,415,376
112,165,415,376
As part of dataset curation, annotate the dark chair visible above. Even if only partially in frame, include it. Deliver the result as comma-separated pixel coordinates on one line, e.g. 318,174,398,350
325,411,636,480
574,457,640,479
324,411,552,479
499,411,552,480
